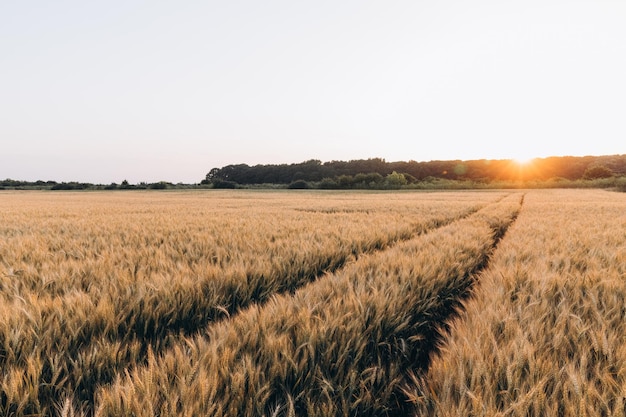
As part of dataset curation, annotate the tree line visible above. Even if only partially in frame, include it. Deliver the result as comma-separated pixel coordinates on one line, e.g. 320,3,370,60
0,179,180,190
2,154,624,190
203,155,626,188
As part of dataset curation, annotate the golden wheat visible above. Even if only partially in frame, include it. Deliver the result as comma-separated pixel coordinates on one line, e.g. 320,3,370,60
93,194,522,416
408,189,626,416
0,190,504,415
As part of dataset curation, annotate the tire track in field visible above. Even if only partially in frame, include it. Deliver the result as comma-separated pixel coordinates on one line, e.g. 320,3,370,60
409,193,525,383
376,194,525,416
90,194,526,417
58,196,508,409
98,197,500,343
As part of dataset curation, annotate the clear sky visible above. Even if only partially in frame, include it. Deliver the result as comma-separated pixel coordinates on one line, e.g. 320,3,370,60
1,1,625,184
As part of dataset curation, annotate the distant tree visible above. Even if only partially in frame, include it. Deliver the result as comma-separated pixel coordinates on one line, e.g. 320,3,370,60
287,180,311,189
351,172,385,189
205,168,221,183
51,183,76,190
367,172,385,183
212,180,238,189
582,165,613,180
337,175,354,188
319,178,339,189
352,173,369,188
385,171,408,188
402,173,417,184
149,182,168,189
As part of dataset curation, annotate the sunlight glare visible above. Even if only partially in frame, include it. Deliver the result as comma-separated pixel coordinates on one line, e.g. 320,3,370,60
512,155,536,166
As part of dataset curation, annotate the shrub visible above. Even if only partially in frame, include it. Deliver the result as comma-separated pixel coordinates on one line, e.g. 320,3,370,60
319,178,339,189
582,165,613,180
212,180,238,189
385,171,408,189
337,175,354,188
615,176,626,192
149,182,168,190
287,180,311,189
51,183,76,190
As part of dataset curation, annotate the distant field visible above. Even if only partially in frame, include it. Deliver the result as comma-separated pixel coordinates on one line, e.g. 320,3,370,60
0,189,622,416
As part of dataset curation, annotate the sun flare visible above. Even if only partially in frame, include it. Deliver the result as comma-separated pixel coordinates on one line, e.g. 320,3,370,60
512,156,536,166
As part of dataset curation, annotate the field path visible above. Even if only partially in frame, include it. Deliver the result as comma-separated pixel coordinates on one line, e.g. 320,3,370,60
408,192,525,373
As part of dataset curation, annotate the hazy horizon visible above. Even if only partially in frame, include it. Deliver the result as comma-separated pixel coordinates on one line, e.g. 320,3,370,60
3,153,626,185
2,1,625,184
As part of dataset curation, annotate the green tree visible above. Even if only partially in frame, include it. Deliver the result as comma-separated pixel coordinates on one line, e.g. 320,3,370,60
337,175,354,188
385,171,408,188
319,178,338,189
582,165,613,180
287,180,311,189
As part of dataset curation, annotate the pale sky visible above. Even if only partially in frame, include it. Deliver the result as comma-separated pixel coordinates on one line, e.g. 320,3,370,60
1,1,625,184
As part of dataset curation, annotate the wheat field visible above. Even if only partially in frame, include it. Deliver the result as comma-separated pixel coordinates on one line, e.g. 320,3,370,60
0,189,623,416
407,189,626,416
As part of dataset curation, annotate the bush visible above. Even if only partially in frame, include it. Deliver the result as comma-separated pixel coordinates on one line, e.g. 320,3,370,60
613,176,626,192
337,175,354,188
319,178,339,189
582,165,613,180
385,171,408,189
403,173,417,184
149,182,168,190
287,180,311,189
353,173,385,189
212,180,238,189
51,183,76,190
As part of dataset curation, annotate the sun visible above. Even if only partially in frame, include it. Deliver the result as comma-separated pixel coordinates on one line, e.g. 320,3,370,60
509,154,540,180
511,154,536,166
